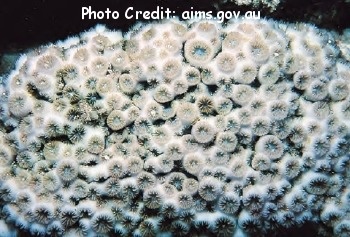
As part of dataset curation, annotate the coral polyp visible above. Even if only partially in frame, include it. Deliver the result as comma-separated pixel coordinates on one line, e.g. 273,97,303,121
0,17,350,237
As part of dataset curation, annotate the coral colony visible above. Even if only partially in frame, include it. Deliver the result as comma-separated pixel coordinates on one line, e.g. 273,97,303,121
0,17,350,237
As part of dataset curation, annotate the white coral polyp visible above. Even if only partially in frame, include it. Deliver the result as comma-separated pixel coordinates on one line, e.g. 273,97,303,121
0,18,350,236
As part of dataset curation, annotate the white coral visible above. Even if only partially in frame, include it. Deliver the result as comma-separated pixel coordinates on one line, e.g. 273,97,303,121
0,18,350,236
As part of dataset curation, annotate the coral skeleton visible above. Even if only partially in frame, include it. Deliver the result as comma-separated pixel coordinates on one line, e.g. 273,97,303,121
0,18,350,236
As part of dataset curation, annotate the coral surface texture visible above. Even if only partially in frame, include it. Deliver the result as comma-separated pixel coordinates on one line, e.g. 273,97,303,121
0,19,350,236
